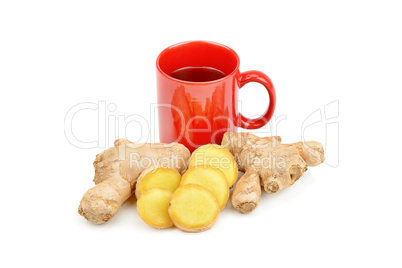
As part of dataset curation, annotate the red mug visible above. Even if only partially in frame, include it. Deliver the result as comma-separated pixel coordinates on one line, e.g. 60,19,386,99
156,41,276,152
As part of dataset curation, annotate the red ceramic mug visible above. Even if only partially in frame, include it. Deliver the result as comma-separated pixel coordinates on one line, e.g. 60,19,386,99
156,41,276,152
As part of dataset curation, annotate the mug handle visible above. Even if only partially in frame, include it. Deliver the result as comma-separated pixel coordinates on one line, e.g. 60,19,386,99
238,70,276,129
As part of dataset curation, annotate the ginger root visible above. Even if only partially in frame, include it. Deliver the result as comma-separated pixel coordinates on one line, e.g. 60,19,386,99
230,169,261,213
222,132,325,214
181,166,229,210
168,184,220,232
137,188,174,229
78,139,190,224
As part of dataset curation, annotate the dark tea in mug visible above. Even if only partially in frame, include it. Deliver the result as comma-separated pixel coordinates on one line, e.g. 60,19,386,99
170,66,226,82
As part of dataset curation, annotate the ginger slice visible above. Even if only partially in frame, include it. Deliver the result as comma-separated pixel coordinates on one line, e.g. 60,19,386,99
181,166,229,210
168,184,220,232
135,167,181,199
189,144,238,188
137,188,174,229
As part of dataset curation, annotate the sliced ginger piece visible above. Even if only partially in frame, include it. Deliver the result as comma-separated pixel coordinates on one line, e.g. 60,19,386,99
137,187,173,229
181,166,229,210
135,167,181,199
168,184,220,232
189,144,238,188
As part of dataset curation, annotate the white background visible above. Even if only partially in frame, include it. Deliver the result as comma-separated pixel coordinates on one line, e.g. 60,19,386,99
1,0,401,267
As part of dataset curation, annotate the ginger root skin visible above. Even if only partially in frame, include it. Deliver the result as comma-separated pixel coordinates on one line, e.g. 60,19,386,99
222,132,325,214
78,139,190,224
231,169,261,214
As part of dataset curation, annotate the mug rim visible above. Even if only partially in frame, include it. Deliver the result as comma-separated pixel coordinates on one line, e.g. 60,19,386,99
156,40,241,85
